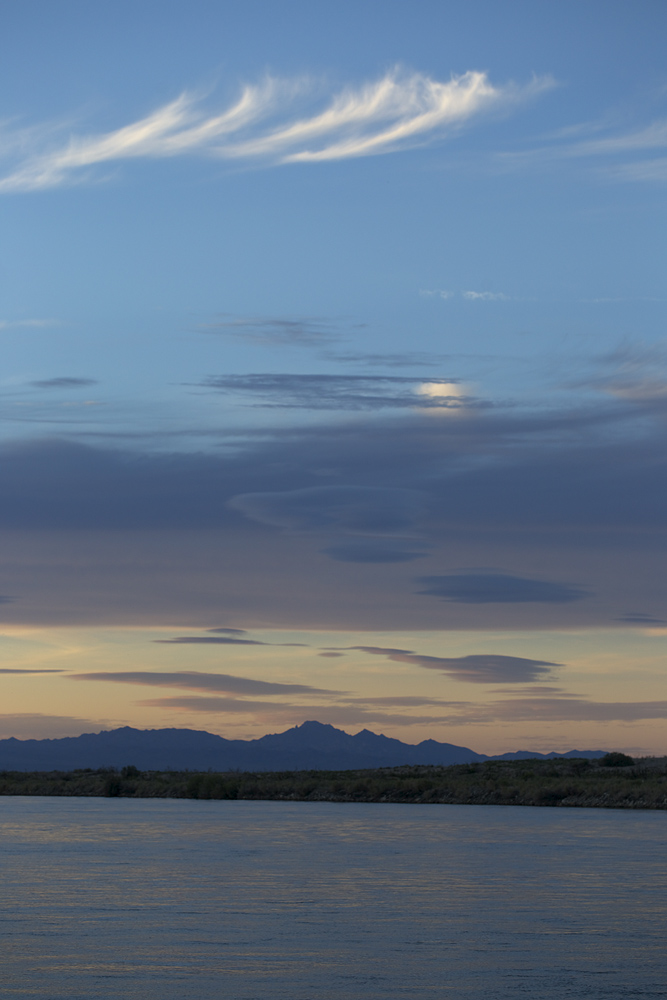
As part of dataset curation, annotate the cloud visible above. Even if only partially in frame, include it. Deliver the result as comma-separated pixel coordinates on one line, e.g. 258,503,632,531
498,115,667,184
154,634,307,647
420,290,511,302
137,695,286,713
0,668,65,674
403,653,556,683
134,696,454,727
342,645,413,655
561,119,667,159
154,636,266,645
200,373,470,410
207,627,247,635
341,695,460,707
5,379,657,530
71,670,336,697
607,157,667,183
323,351,452,368
420,289,454,300
200,317,341,347
321,543,428,563
608,379,667,404
150,693,661,731
0,69,548,192
578,342,667,406
416,573,588,604
346,646,557,683
0,319,61,329
461,698,667,723
0,384,666,630
614,613,667,625
0,402,634,533
461,290,509,301
0,713,112,739
229,485,427,534
31,377,98,389
0,84,276,192
257,71,522,164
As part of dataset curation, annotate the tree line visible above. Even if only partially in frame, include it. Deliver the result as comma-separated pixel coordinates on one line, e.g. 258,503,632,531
1,753,666,809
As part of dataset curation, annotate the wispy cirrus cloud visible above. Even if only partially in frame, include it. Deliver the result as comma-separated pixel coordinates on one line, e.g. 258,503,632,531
497,114,667,183
0,319,61,329
608,158,667,182
558,119,667,159
0,69,550,192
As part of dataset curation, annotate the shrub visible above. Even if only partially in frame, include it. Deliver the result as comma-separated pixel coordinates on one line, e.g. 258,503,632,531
537,787,572,805
186,775,203,798
600,752,634,767
103,776,122,797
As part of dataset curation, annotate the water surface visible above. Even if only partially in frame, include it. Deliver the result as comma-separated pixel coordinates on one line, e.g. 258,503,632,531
0,797,665,998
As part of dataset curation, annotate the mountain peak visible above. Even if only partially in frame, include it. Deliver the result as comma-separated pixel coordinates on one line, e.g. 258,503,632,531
0,723,608,772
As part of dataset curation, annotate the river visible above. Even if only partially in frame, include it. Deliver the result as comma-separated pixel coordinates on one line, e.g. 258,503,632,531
0,797,665,998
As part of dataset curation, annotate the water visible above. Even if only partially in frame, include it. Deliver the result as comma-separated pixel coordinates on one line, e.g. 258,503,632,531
0,798,665,998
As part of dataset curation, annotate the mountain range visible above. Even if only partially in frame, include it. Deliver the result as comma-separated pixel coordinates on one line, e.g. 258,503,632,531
0,722,607,772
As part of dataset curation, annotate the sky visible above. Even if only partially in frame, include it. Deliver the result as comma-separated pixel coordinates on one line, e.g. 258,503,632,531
1,0,666,755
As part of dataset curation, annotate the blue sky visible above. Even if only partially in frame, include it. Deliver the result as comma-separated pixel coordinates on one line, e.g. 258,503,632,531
1,1,666,754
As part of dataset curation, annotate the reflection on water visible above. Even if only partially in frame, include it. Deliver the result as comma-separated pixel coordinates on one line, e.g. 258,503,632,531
0,798,665,998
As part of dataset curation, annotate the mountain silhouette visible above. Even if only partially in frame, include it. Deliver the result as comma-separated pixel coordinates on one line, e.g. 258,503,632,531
0,721,607,772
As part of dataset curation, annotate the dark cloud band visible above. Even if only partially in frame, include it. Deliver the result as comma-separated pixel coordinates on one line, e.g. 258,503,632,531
201,373,467,410
346,646,558,683
71,670,337,697
416,573,588,604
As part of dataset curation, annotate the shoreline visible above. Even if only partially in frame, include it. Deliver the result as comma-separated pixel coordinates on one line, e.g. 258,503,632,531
1,756,666,810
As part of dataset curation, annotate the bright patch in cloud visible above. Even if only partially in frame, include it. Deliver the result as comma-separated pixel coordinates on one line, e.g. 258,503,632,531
415,380,470,415
416,381,467,400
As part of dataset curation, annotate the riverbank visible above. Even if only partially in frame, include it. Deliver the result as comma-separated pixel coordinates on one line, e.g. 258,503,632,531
1,754,666,809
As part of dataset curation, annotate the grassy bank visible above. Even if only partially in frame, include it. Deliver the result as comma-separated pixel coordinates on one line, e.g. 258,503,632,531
1,754,666,809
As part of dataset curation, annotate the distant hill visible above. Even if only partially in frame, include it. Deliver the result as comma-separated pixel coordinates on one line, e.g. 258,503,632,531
0,721,607,772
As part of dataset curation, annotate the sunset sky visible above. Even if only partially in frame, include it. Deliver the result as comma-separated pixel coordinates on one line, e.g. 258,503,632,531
1,0,666,755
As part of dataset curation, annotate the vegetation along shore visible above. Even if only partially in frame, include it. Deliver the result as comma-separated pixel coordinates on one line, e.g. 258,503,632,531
1,753,666,809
